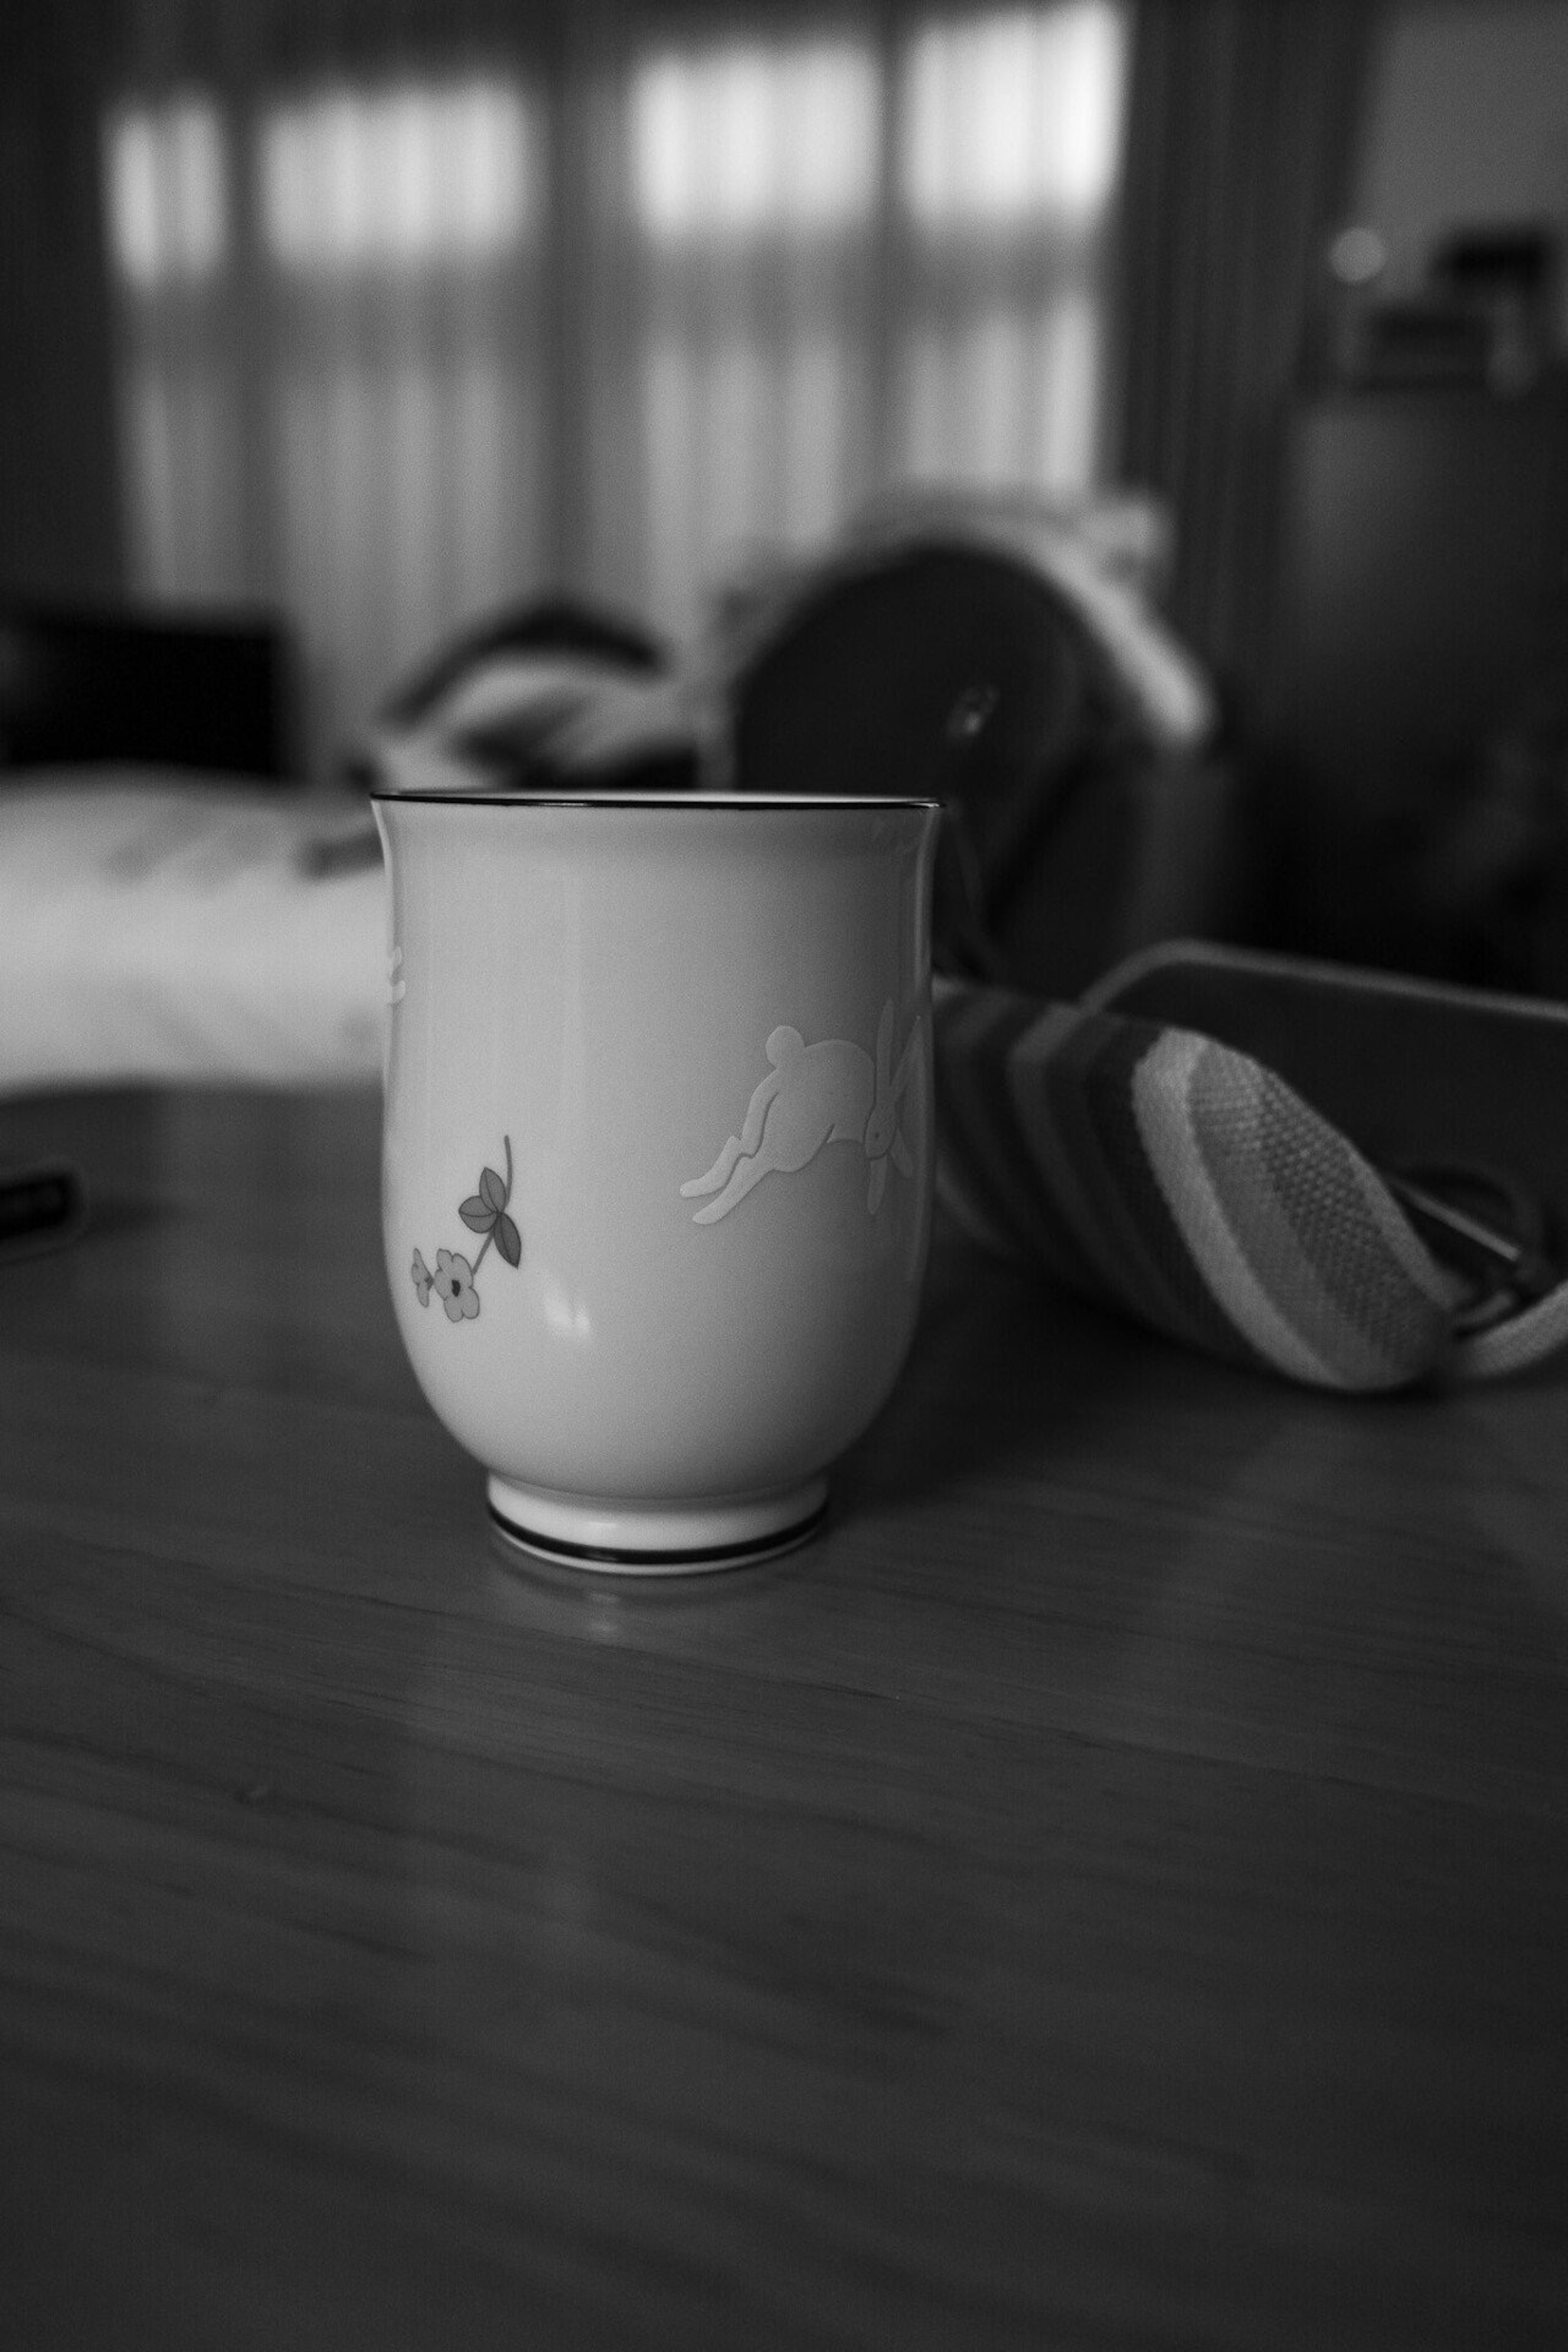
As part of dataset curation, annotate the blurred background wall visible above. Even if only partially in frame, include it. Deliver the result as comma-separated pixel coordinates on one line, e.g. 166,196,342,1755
1355,0,1568,345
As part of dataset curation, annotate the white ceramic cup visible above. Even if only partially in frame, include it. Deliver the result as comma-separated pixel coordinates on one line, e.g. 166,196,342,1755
374,793,939,1572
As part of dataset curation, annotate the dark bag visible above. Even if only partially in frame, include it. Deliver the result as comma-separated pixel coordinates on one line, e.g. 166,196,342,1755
720,506,1237,999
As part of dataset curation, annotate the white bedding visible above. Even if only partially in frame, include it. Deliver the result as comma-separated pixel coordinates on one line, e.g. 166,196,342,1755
0,771,387,1094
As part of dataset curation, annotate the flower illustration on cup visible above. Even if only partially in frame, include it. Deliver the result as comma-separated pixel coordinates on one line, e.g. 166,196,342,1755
433,1248,481,1321
411,1137,521,1323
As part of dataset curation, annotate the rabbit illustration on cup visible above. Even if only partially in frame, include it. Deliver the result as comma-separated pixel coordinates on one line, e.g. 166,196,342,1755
682,998,921,1224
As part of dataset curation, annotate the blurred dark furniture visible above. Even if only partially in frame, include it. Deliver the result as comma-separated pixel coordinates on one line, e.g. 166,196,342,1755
1258,378,1568,978
1270,380,1568,811
0,600,296,780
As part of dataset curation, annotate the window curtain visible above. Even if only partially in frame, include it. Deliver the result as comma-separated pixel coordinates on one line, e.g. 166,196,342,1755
1109,0,1375,708
102,0,1131,771
105,0,556,762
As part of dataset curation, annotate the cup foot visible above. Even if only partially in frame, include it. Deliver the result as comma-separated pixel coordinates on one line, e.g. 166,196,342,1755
486,1474,829,1575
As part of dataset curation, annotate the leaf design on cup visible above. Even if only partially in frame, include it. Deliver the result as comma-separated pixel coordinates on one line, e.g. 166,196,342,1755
411,1136,520,1320
460,1156,523,1267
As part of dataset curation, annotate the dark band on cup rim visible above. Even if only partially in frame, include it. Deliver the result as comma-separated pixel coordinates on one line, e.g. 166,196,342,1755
370,790,938,810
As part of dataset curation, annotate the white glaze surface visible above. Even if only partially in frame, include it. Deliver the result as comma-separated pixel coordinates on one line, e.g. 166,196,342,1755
376,797,937,1553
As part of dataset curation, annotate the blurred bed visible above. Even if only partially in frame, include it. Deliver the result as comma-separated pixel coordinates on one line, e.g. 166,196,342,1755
0,595,703,1099
0,769,385,1094
0,601,386,1096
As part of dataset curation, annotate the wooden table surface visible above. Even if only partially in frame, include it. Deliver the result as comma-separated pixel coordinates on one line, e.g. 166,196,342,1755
3,1086,1566,2351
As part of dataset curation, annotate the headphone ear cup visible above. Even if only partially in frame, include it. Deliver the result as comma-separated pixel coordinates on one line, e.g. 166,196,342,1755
727,539,1135,995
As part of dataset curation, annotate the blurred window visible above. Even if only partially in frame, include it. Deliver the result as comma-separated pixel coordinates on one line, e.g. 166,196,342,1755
259,82,533,274
632,41,880,240
903,4,1125,226
621,36,884,626
106,94,228,290
897,3,1129,492
103,5,1129,765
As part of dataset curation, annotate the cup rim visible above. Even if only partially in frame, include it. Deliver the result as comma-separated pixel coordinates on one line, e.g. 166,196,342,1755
369,789,940,811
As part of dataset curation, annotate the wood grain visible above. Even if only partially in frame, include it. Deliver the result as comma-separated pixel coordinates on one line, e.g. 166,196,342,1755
2,1087,1567,2350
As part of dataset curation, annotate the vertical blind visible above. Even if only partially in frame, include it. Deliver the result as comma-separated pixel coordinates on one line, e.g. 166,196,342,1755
104,4,1129,770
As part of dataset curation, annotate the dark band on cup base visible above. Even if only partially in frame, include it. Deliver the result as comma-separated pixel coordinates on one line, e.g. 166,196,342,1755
487,1494,827,1575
